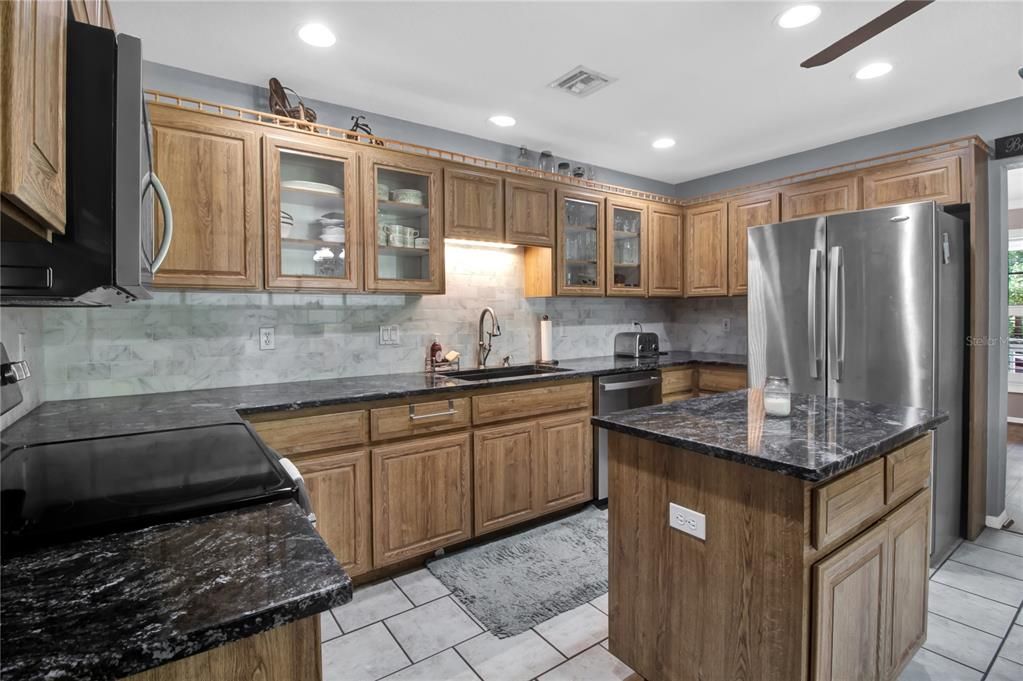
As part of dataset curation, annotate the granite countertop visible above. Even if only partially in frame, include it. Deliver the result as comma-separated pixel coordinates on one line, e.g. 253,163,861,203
2,352,745,447
592,389,946,482
0,500,353,681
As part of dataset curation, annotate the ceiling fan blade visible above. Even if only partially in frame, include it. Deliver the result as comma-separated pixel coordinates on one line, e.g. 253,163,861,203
801,0,934,68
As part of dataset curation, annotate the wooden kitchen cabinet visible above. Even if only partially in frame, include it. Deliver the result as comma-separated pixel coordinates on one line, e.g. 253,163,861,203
684,201,728,297
263,132,361,291
505,177,556,246
862,155,962,208
697,365,747,393
70,0,114,28
557,188,606,296
606,198,647,297
535,412,592,514
1,0,67,239
884,490,930,679
148,106,263,289
371,433,471,566
445,167,504,242
727,190,779,295
473,422,537,535
781,175,860,221
647,204,685,297
364,151,445,293
296,449,373,578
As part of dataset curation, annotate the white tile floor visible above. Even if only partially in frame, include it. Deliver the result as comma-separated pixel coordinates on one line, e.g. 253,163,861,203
322,527,1023,681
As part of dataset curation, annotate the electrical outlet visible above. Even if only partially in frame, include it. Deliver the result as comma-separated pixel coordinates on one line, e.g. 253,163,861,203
259,327,275,351
391,325,400,345
378,325,401,345
721,318,731,332
669,502,706,540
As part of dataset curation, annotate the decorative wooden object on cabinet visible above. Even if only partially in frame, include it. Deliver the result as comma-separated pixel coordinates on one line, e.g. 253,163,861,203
534,412,592,513
505,177,556,246
647,204,685,297
557,188,606,296
148,106,263,289
364,150,445,293
727,190,779,295
606,198,647,297
1,0,67,239
473,421,537,535
119,616,321,681
371,432,471,566
862,155,962,208
295,449,373,578
780,175,861,221
263,132,361,291
684,202,728,297
445,167,504,242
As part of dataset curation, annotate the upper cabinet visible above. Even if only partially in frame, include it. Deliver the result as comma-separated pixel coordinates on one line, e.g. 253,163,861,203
781,175,860,221
684,201,728,297
69,0,114,28
263,132,360,291
727,191,779,295
557,188,605,296
647,204,685,297
444,167,504,242
149,106,263,289
862,155,961,208
606,198,647,297
506,178,556,246
365,151,444,293
0,0,67,239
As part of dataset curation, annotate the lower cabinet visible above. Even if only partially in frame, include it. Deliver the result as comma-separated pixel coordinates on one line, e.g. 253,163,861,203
811,489,930,681
535,413,592,513
296,449,372,578
372,433,472,567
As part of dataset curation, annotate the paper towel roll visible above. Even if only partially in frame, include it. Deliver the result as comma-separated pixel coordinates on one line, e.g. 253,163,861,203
539,317,553,361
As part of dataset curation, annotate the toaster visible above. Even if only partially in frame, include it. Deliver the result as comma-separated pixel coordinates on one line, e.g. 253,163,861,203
614,332,660,358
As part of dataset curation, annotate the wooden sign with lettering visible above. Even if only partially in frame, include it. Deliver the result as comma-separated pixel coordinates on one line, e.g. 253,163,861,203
995,133,1023,159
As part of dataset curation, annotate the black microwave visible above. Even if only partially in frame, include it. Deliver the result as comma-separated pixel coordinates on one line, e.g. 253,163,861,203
0,20,171,306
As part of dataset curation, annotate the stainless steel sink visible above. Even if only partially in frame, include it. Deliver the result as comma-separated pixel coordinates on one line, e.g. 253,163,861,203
446,363,571,382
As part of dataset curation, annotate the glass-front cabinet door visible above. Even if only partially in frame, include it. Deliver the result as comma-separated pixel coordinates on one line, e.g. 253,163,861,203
556,189,605,296
264,133,360,290
365,152,444,293
606,199,647,296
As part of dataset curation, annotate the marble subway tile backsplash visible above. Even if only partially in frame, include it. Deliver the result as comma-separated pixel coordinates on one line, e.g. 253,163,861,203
38,244,748,401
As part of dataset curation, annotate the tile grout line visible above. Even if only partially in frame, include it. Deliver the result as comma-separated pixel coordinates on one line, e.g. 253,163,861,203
981,614,1023,680
378,618,416,676
927,610,1006,642
448,643,486,681
945,557,1023,584
918,645,992,675
930,578,1023,609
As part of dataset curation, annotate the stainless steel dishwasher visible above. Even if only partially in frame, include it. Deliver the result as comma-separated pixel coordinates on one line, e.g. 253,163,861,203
594,371,662,503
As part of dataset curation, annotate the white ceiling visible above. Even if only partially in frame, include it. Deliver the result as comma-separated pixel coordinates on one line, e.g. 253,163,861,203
113,1,1023,185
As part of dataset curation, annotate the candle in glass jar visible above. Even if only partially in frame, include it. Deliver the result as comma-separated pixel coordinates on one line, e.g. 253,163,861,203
764,376,791,417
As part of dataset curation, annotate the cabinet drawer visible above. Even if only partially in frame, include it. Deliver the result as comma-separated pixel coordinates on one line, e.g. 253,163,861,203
697,367,747,393
370,397,471,441
661,368,695,395
472,381,591,425
251,410,369,456
813,458,886,550
662,391,696,404
886,434,931,506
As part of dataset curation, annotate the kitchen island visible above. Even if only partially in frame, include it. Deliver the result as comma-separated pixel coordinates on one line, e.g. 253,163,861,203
593,390,946,681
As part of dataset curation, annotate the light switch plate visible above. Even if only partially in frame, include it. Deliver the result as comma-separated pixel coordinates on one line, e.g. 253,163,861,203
259,327,275,351
669,502,706,540
721,318,731,332
378,325,401,345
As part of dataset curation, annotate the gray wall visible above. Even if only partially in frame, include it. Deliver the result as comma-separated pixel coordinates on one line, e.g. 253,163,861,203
144,62,677,196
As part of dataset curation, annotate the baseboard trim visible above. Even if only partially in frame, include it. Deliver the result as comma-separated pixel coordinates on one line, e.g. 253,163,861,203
1008,417,1023,424
986,510,1009,529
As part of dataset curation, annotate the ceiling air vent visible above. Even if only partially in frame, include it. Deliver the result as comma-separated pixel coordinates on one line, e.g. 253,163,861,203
548,66,615,98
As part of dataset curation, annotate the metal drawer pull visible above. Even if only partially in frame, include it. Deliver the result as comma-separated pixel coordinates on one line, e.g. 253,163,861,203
409,400,457,420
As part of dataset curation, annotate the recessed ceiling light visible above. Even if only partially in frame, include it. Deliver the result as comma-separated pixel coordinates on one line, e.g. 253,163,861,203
488,115,516,128
855,62,893,80
652,137,676,150
298,23,336,47
777,4,821,29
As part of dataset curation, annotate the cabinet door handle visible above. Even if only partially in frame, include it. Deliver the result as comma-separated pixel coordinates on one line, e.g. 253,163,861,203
409,400,457,420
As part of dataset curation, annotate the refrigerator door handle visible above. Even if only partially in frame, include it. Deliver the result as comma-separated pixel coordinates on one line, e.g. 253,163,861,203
828,246,845,381
807,248,822,378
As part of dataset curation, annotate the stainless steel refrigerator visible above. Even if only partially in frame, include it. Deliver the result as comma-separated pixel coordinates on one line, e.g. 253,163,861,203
747,200,966,564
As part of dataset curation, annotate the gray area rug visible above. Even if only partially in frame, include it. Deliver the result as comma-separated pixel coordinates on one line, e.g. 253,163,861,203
427,505,608,637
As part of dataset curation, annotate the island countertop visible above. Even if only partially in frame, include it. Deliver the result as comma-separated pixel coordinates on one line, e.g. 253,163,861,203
592,389,947,482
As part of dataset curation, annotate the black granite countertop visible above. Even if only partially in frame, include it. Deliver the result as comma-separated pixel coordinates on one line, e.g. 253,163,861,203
592,389,946,482
0,500,352,681
2,352,745,447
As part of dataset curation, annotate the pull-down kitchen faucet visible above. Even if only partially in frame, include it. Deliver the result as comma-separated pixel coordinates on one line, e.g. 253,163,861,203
477,307,502,368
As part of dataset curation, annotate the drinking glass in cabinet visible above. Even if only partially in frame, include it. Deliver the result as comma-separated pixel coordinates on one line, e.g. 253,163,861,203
376,167,431,282
278,150,347,280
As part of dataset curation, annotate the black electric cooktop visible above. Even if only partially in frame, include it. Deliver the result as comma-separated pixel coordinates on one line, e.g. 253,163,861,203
1,423,297,554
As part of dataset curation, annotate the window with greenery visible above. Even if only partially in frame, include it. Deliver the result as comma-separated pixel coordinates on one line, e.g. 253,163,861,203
1009,232,1023,382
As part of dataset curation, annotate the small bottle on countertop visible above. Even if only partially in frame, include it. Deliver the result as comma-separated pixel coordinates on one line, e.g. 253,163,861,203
430,336,444,364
